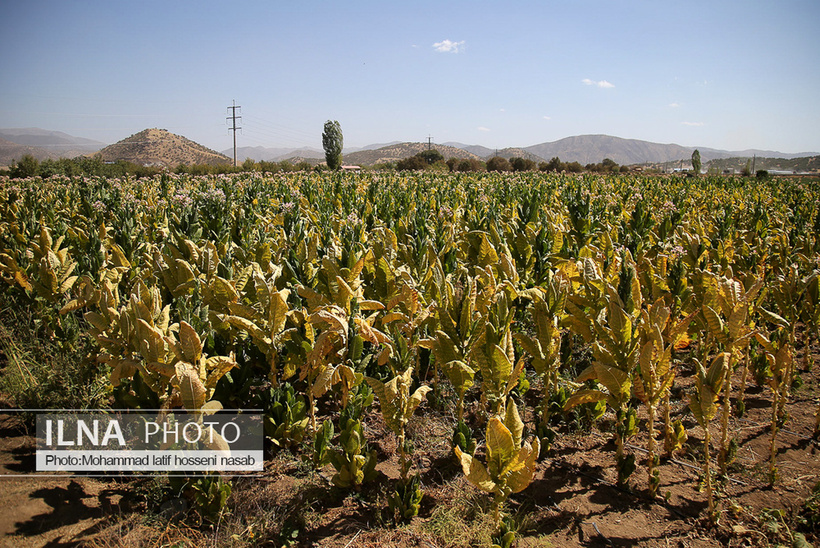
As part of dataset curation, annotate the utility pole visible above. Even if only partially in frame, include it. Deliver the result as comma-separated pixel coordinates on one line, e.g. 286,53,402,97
227,100,242,167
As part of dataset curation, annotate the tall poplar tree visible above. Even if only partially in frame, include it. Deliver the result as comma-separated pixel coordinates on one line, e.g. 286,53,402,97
322,120,343,170
691,149,702,175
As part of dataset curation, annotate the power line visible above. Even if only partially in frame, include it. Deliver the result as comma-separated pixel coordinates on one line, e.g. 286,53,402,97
241,120,317,148
226,100,241,167
242,114,317,141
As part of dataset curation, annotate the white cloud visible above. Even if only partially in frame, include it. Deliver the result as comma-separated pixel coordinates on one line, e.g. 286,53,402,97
682,121,705,126
433,39,465,53
477,126,491,132
582,78,614,88
669,102,680,108
543,116,551,120
499,108,506,112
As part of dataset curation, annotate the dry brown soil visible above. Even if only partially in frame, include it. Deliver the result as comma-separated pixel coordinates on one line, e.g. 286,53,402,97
2,342,820,547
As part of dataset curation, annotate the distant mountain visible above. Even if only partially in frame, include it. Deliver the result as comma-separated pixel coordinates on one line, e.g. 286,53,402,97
520,135,819,166
223,146,302,162
225,143,406,162
344,141,403,153
695,147,818,161
522,135,692,165
0,137,61,166
0,127,105,150
273,147,324,162
442,142,495,158
344,142,481,166
7,128,816,168
99,128,230,167
491,147,545,163
0,128,106,164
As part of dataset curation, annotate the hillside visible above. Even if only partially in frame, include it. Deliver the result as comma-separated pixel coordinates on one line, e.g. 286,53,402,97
224,142,405,163
0,128,104,150
344,142,480,166
6,127,817,168
98,128,230,167
0,128,105,164
518,135,820,166
442,142,495,158
492,147,545,163
0,137,62,166
521,135,695,165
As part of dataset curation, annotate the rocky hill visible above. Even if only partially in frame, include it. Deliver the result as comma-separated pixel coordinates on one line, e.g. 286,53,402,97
344,142,480,166
98,128,230,167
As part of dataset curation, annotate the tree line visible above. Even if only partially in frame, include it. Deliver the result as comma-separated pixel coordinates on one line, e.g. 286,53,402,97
5,150,633,179
4,153,332,179
389,150,627,174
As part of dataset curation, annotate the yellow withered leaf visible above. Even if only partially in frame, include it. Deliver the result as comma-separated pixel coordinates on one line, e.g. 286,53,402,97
204,356,238,389
454,446,496,493
176,363,207,411
504,399,524,449
178,321,202,364
506,438,540,493
563,389,607,411
486,417,515,472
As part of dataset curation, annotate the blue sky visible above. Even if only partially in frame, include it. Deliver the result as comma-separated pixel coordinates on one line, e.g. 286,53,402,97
1,0,818,153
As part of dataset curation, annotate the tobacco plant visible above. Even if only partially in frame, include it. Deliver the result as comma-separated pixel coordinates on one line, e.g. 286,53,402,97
635,298,692,497
366,366,431,521
568,254,642,485
454,399,540,540
701,274,762,473
689,353,730,521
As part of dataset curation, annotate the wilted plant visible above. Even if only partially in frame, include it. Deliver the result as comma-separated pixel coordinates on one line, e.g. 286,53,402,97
515,269,569,423
754,330,794,484
635,298,692,497
700,274,762,473
689,352,730,521
567,253,642,486
367,366,431,521
454,399,540,541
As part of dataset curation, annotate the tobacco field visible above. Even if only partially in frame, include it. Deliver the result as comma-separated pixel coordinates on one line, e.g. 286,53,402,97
1,170,820,547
